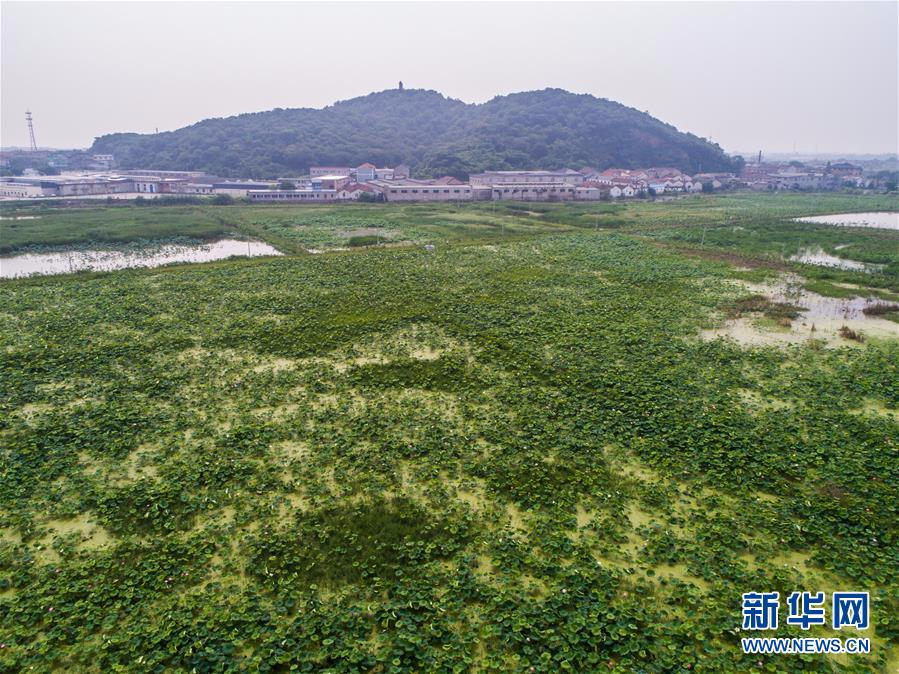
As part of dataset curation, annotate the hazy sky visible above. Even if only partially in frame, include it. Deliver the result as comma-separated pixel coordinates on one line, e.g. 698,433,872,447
2,1,897,155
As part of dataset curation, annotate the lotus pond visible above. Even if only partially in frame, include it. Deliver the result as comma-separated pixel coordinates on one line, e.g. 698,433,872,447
0,193,897,673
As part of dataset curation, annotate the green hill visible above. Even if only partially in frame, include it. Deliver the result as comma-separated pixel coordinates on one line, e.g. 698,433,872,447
90,88,741,178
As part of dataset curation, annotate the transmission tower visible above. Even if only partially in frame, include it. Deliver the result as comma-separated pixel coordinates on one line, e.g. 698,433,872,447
26,110,37,151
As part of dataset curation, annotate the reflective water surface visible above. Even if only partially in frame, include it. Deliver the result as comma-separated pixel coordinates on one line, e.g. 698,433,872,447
793,212,898,230
0,239,281,279
789,247,882,272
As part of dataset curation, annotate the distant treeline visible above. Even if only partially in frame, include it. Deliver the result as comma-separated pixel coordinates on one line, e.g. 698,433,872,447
91,88,743,179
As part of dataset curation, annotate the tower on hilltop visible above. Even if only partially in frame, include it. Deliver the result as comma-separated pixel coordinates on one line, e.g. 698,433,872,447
26,110,38,151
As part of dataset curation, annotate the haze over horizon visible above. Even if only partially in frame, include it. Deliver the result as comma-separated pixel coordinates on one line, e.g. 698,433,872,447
2,1,897,156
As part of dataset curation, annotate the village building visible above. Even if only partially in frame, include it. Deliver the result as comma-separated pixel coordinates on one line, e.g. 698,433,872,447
471,186,493,201
354,163,377,182
91,154,115,170
130,176,191,194
311,175,351,191
490,183,580,201
644,167,684,180
337,183,377,200
309,166,352,178
248,189,339,202
0,181,47,198
828,162,863,179
575,186,602,200
693,172,737,190
179,183,215,195
310,163,403,181
212,182,274,197
768,172,823,190
369,179,472,202
470,170,586,187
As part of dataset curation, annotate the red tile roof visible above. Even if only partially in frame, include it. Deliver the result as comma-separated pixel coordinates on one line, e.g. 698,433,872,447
343,183,375,192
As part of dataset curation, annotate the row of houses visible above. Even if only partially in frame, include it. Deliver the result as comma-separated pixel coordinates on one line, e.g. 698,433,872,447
0,172,279,199
1,160,739,203
739,161,873,191
309,163,410,181
245,166,721,203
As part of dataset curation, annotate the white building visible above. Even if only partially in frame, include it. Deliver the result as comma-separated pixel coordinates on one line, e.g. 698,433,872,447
179,183,215,195
372,181,472,202
213,182,274,197
0,181,45,198
354,163,376,182
490,183,579,201
470,170,585,186
311,175,351,191
248,190,339,202
309,167,351,178
769,172,824,190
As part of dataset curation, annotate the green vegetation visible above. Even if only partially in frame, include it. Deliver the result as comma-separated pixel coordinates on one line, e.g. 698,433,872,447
89,88,739,178
0,204,234,254
0,201,582,256
1,193,897,672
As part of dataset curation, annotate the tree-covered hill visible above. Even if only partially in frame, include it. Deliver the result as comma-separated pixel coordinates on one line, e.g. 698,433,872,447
90,88,740,178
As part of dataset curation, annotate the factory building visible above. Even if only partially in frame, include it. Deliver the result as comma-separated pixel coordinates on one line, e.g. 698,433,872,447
212,182,275,197
490,184,580,201
247,190,339,202
369,180,472,202
470,170,585,187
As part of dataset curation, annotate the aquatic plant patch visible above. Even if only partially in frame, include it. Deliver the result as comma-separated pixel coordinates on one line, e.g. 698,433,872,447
0,200,896,671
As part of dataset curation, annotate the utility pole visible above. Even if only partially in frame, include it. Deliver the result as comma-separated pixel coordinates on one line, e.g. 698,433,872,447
26,111,37,151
